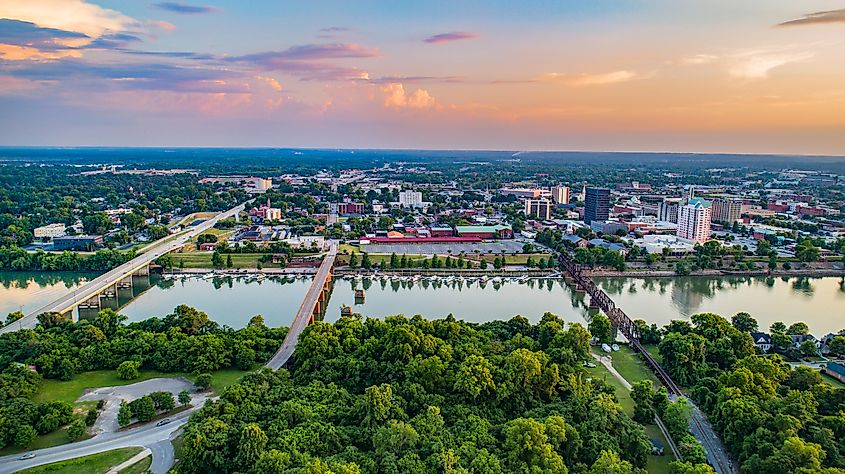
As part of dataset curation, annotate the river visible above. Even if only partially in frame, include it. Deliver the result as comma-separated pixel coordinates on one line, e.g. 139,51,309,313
1,272,844,335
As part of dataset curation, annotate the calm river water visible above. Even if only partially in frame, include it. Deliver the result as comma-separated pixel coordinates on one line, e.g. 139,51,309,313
2,272,844,334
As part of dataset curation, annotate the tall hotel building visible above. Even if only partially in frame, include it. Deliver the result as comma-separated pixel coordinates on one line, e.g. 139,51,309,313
677,198,712,243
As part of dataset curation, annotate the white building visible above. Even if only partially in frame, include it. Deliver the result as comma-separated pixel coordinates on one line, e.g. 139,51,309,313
658,198,681,223
677,198,712,243
398,190,424,208
636,234,696,255
524,198,552,220
550,186,570,205
34,223,66,239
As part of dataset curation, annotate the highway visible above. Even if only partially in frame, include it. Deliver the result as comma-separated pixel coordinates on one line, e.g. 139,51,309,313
0,202,246,334
0,408,192,474
266,242,337,370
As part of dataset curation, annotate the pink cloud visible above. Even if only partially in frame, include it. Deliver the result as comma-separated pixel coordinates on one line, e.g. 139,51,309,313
382,83,437,109
423,32,478,44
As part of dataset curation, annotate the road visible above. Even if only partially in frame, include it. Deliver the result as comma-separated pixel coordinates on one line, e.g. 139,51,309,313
0,202,246,334
0,408,192,474
266,242,337,370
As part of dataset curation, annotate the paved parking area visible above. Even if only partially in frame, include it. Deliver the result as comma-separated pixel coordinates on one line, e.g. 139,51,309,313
362,240,527,255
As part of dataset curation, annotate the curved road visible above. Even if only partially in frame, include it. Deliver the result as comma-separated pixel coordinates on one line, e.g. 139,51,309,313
0,408,192,473
0,202,246,334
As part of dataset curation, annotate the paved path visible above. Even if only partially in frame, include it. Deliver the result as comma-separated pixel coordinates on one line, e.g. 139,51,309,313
1,202,247,334
266,242,337,370
105,448,150,474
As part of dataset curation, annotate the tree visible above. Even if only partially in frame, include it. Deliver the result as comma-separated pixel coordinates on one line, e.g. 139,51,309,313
116,360,140,380
133,396,156,422
589,313,613,344
4,310,24,326
361,253,372,269
454,354,496,399
66,419,86,441
179,390,191,406
502,418,565,473
235,423,268,468
195,373,212,391
827,335,845,356
731,312,758,333
589,450,635,474
15,425,37,448
668,461,715,474
226,254,233,268
197,233,217,245
662,398,692,440
787,322,809,335
118,401,132,427
85,408,98,426
348,252,358,268
771,332,792,352
799,339,818,358
631,380,657,424
211,251,224,269
770,321,787,333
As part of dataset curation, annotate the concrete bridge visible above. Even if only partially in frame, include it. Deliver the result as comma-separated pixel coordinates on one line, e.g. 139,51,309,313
0,202,246,334
266,242,337,370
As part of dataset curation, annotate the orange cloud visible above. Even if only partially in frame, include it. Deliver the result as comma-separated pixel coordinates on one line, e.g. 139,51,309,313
0,43,82,61
541,70,638,87
382,83,437,109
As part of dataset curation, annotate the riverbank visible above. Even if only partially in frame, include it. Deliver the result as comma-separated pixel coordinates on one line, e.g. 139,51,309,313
587,267,845,278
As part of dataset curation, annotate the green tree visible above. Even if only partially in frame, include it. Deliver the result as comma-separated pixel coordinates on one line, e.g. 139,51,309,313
731,312,758,333
454,354,496,399
179,390,191,406
589,450,635,474
787,322,809,335
116,360,140,380
361,253,372,269
348,252,358,268
4,310,24,326
211,251,224,269
589,313,613,344
66,419,86,441
827,335,845,356
226,254,233,268
118,401,132,427
662,398,692,440
134,396,156,422
770,321,787,333
195,373,213,391
15,425,37,448
630,380,657,424
235,423,268,468
799,339,818,358
254,449,291,474
502,418,565,473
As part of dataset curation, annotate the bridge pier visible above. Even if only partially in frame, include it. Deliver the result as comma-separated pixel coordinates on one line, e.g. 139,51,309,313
588,297,599,309
135,264,150,277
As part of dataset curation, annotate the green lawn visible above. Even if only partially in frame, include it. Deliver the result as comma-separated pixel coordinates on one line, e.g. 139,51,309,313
609,345,663,388
119,455,151,474
34,368,251,404
19,447,142,474
173,252,275,269
822,372,845,389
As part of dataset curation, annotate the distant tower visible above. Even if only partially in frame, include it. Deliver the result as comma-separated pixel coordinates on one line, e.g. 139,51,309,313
266,196,271,208
688,185,695,201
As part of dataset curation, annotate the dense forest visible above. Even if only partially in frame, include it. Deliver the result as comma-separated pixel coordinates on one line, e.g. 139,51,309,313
658,313,845,473
178,313,709,474
0,306,285,449
0,247,135,272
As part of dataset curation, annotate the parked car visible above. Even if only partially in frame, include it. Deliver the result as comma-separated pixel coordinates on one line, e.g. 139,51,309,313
156,418,172,427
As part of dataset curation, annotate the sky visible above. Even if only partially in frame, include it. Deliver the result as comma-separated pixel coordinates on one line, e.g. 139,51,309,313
1,0,845,154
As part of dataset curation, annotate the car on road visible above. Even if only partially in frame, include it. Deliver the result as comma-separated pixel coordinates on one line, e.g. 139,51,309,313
156,418,172,427
18,453,36,460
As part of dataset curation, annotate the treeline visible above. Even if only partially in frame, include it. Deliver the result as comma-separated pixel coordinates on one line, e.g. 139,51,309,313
346,252,556,271
657,312,845,473
0,306,286,381
0,246,135,271
178,313,711,474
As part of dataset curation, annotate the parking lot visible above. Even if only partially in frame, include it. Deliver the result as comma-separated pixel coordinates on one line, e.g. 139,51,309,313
361,240,528,255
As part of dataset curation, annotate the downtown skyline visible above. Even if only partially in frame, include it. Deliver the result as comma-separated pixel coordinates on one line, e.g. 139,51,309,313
1,0,845,154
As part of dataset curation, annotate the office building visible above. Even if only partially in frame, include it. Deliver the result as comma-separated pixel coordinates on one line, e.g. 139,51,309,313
337,202,365,215
677,198,712,243
524,198,552,220
550,186,570,205
33,223,66,240
584,187,610,224
500,188,544,199
398,190,424,208
658,198,681,223
711,198,742,224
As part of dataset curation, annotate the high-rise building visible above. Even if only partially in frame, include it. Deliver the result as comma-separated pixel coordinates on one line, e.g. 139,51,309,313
584,187,610,224
711,198,742,224
550,186,570,205
398,190,423,208
677,198,712,243
658,198,681,223
524,198,552,220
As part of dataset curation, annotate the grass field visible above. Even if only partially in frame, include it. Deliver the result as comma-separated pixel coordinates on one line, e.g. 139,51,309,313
609,345,663,388
119,455,151,474
172,252,272,269
822,372,845,389
19,447,142,474
34,368,250,404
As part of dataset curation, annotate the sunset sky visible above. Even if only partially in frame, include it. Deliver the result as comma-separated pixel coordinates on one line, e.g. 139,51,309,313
1,0,844,154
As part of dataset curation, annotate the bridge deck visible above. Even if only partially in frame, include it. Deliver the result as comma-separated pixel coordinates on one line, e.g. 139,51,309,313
266,244,337,370
0,203,246,334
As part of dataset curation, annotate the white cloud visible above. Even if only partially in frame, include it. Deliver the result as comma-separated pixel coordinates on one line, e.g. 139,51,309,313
681,54,719,65
382,83,437,109
728,50,815,79
541,70,638,87
0,0,137,39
